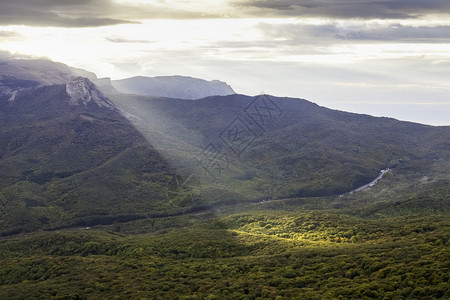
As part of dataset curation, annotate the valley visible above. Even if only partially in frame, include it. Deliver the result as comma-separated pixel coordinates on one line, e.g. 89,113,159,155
0,57,449,299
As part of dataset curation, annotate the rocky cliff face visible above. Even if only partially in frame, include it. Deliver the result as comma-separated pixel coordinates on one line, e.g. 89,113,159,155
66,77,116,109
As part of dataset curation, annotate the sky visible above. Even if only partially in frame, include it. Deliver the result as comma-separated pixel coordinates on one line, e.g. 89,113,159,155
0,0,449,125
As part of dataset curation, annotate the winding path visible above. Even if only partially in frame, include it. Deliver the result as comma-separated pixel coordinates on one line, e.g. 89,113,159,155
349,168,391,194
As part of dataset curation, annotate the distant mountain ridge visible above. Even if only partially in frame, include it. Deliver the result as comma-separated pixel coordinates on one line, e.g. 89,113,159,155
111,75,235,99
0,56,449,236
1,56,449,300
0,57,236,100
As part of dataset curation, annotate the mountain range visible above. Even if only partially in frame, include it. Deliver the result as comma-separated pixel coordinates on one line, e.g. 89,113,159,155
0,56,449,299
1,56,448,236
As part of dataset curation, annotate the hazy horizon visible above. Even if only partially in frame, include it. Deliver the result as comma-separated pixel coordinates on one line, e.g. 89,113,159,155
1,0,449,125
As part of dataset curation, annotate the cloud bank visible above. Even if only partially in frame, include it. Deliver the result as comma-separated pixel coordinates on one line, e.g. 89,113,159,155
234,0,450,19
0,0,219,28
1,0,450,28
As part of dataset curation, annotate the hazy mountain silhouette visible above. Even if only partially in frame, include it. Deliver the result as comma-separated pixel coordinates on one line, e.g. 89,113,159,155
112,75,235,99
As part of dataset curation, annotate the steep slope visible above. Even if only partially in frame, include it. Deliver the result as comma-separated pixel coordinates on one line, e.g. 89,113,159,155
1,57,449,236
0,78,175,236
109,93,450,203
0,58,448,300
2,81,449,236
112,75,235,99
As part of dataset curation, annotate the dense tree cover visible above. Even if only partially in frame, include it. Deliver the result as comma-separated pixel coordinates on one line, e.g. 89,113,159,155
1,84,450,239
1,70,449,299
1,211,448,299
0,85,179,236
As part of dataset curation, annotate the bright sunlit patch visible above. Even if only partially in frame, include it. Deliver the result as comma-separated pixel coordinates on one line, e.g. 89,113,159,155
0,19,272,77
2,17,450,74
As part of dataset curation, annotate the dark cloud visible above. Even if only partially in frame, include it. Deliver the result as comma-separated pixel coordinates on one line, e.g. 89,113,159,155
234,0,450,19
0,0,138,27
0,0,218,28
3,0,449,28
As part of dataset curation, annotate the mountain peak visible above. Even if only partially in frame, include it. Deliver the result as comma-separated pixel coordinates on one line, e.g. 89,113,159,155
66,77,115,109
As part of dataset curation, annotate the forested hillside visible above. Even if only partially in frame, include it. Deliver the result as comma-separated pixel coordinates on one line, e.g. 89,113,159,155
0,58,449,299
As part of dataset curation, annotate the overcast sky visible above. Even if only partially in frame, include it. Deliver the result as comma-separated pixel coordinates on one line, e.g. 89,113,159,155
0,0,449,125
